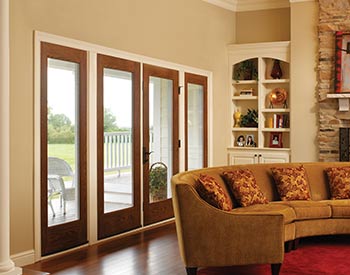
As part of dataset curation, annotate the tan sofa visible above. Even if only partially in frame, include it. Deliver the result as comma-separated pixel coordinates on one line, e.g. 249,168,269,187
171,162,350,275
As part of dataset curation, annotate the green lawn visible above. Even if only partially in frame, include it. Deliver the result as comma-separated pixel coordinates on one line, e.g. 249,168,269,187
48,144,76,170
48,143,132,173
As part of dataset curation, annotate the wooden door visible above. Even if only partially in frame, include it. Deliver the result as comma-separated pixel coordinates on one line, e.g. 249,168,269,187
142,64,179,225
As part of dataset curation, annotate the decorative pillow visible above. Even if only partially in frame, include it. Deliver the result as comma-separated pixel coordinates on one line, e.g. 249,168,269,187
197,174,233,211
271,165,311,201
325,166,350,199
222,169,268,207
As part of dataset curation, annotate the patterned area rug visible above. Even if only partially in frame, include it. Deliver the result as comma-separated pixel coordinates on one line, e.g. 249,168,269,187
198,235,350,275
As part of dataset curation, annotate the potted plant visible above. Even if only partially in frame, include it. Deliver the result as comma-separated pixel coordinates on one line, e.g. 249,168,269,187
240,109,258,127
149,162,168,202
233,59,258,81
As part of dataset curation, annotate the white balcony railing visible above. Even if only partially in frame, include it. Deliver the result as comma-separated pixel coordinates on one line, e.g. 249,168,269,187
104,131,132,174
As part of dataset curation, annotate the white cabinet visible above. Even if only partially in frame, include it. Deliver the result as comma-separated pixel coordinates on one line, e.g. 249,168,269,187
227,41,291,164
228,148,290,165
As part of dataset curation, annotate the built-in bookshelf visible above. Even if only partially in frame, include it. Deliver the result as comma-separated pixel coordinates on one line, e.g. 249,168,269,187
227,41,291,164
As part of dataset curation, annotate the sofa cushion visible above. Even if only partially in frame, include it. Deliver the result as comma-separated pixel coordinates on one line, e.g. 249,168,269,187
222,169,268,207
197,174,233,211
232,203,296,224
323,199,350,218
325,166,350,199
271,165,311,201
275,200,331,220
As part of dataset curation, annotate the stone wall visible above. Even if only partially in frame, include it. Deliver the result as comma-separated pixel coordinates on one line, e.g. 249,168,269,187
318,0,350,162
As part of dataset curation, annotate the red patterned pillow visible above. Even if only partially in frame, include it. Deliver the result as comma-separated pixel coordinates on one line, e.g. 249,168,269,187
271,165,311,201
222,169,268,207
325,166,350,199
197,174,233,211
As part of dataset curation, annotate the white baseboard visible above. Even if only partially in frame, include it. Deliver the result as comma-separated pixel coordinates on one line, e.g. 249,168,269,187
11,250,35,267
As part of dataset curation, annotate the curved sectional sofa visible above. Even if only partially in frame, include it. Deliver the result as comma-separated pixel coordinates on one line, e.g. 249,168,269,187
171,162,350,275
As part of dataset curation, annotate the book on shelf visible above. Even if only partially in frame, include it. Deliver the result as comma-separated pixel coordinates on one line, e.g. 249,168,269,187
272,114,289,128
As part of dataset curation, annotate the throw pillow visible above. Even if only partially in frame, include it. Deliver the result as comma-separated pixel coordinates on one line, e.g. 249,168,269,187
197,174,233,211
325,166,350,199
271,165,311,201
222,169,268,207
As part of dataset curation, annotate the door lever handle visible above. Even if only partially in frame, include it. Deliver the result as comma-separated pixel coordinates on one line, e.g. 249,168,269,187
143,147,154,164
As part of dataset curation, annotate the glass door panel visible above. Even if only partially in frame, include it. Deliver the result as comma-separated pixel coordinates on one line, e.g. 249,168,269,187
187,83,204,170
97,54,141,239
103,68,133,213
149,77,173,203
185,73,208,170
143,64,179,225
47,58,80,226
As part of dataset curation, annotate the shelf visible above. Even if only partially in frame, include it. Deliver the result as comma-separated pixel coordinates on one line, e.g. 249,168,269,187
232,127,258,132
261,147,291,151
232,96,258,101
261,79,290,84
261,108,290,113
262,128,290,132
228,146,290,152
232,80,258,85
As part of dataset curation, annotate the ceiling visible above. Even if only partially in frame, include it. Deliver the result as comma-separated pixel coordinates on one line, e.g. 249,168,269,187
203,0,312,12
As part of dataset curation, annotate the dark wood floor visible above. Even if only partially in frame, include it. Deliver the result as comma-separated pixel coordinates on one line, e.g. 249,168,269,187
24,223,186,275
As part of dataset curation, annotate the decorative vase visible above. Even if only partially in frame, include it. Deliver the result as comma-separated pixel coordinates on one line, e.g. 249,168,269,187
233,111,241,127
271,59,283,79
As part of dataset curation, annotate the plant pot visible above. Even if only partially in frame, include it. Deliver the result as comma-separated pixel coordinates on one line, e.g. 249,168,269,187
150,185,167,202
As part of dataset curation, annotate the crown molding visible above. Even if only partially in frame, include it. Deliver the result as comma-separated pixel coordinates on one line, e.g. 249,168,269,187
289,0,315,2
202,0,236,11
203,0,313,11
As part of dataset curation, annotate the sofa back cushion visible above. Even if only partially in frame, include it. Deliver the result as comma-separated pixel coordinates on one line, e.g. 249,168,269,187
171,162,350,204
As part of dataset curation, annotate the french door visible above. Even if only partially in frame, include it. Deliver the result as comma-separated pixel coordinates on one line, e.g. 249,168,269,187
142,64,179,225
40,42,87,255
97,54,141,239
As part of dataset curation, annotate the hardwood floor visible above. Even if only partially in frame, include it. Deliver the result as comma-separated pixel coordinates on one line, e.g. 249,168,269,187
24,223,186,275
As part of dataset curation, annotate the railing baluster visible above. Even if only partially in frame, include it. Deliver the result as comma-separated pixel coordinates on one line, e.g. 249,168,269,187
103,131,133,174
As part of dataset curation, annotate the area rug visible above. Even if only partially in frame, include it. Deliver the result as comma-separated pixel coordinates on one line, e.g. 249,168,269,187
198,235,350,275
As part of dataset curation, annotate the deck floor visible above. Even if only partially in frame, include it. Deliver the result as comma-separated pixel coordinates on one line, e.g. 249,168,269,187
48,172,132,226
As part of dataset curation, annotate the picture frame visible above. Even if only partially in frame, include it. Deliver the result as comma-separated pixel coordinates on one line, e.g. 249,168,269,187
236,135,245,147
245,134,256,147
335,31,350,93
269,132,283,148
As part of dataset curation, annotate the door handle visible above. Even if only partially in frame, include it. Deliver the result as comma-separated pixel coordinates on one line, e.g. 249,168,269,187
143,147,154,164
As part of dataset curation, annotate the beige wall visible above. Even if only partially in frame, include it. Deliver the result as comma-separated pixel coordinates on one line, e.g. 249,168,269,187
9,0,235,254
236,8,290,43
290,1,319,162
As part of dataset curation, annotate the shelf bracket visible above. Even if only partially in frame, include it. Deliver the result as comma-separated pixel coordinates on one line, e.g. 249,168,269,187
327,94,350,112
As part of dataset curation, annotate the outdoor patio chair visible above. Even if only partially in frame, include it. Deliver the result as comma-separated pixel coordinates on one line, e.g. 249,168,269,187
47,157,75,217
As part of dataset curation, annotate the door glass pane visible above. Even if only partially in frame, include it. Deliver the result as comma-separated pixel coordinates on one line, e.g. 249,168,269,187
187,83,204,170
103,68,133,213
149,77,173,203
47,58,80,226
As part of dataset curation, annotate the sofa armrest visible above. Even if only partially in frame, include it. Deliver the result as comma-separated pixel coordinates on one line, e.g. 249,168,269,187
172,183,284,268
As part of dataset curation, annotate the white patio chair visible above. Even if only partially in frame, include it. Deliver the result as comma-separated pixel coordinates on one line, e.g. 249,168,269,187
47,157,75,217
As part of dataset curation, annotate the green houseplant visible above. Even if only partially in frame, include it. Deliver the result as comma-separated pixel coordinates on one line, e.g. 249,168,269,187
149,162,168,202
240,109,258,127
233,59,258,81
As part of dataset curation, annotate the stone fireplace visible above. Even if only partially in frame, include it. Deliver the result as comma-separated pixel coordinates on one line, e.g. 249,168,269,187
318,0,350,162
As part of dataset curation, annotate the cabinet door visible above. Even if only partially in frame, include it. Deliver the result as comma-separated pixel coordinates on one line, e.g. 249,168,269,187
259,152,289,164
228,151,257,165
